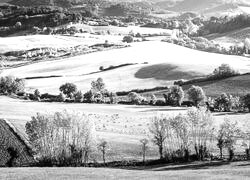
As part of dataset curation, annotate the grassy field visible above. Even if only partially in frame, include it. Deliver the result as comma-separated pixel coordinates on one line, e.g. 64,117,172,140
0,161,250,180
0,96,249,161
2,40,250,94
0,96,187,161
206,27,250,48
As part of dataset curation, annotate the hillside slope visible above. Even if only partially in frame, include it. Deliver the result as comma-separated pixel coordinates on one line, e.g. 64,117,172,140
1,40,250,94
206,27,250,47
0,119,34,167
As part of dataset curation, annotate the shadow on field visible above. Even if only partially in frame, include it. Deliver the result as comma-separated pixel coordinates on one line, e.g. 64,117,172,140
237,163,250,167
139,108,187,113
213,112,249,116
151,161,230,171
116,161,231,171
131,106,187,110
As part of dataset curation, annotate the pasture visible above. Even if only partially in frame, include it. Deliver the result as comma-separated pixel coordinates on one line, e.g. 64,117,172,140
2,40,250,94
1,161,250,180
0,96,249,162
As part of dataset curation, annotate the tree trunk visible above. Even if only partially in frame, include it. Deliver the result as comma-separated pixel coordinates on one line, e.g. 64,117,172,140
103,151,106,164
143,151,145,163
159,145,163,159
220,147,223,159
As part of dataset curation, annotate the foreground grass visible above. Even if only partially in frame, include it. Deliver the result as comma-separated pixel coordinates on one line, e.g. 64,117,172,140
1,161,250,180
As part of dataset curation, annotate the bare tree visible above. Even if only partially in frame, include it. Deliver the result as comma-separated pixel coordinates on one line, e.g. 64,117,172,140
149,117,168,159
98,139,108,164
25,111,96,166
140,138,149,163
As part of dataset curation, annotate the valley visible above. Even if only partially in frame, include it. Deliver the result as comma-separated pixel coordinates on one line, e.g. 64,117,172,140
1,1,250,179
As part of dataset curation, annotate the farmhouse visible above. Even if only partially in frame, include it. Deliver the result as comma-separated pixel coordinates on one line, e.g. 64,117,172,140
0,119,34,167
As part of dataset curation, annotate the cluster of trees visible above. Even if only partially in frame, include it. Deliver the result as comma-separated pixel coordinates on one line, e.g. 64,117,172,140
150,108,214,161
0,76,25,94
56,78,117,104
208,93,250,113
24,107,250,167
0,5,92,37
128,85,206,107
150,108,250,161
198,14,250,36
163,35,230,55
25,111,96,166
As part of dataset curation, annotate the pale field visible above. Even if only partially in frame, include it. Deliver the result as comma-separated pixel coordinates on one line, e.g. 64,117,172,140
0,161,250,180
2,41,250,94
66,24,173,36
0,96,249,160
0,34,122,53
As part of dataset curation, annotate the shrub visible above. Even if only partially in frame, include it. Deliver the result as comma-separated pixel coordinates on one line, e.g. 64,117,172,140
214,93,231,112
217,119,240,160
0,76,25,94
187,85,206,107
74,91,83,103
149,93,157,105
91,78,106,93
211,64,239,79
122,35,133,43
33,89,41,101
242,94,250,112
214,94,243,112
25,111,96,166
128,92,145,105
155,99,166,106
84,90,95,103
164,85,184,106
59,83,77,98
57,93,66,102
109,92,117,104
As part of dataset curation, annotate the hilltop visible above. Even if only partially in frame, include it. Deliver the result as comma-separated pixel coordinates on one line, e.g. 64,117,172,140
1,39,250,94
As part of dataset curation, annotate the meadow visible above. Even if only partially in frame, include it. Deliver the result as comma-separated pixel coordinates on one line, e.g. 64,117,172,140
1,95,249,162
1,161,250,180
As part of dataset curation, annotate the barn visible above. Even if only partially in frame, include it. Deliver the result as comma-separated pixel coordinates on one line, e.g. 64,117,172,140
0,119,35,167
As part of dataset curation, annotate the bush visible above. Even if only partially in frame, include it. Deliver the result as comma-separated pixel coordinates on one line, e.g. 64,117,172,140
149,93,157,105
214,93,231,112
33,89,41,101
57,93,66,102
211,64,239,79
187,85,206,107
84,90,94,103
242,94,250,112
122,35,133,43
152,99,164,106
163,85,184,106
59,83,77,98
74,91,83,103
128,92,145,105
109,92,117,104
0,76,25,94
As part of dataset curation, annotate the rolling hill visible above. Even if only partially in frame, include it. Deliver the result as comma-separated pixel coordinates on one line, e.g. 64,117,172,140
206,27,250,47
1,38,250,94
